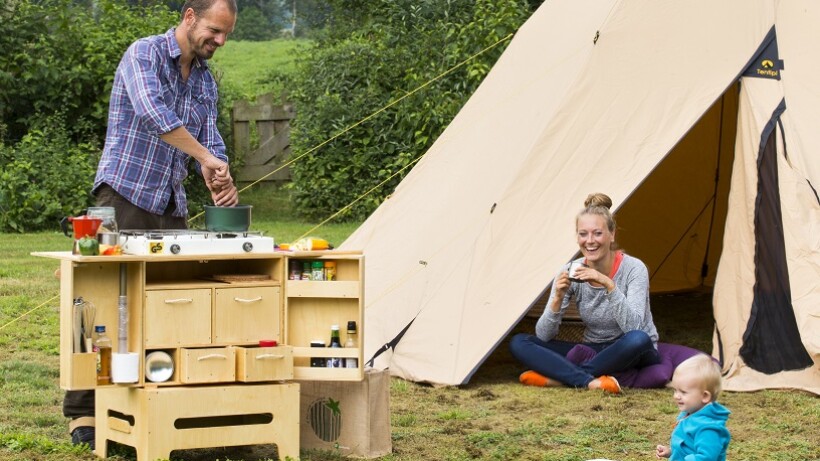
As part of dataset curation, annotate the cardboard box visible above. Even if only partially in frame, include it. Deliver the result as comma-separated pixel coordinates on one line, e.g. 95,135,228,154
299,368,391,458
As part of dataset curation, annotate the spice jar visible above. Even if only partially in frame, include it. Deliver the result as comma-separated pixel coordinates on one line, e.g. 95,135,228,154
311,261,325,281
324,261,336,281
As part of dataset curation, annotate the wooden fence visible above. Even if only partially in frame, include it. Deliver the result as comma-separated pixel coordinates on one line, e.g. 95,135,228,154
231,93,296,183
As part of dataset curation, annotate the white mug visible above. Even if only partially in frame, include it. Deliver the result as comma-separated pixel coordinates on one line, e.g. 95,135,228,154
568,261,588,282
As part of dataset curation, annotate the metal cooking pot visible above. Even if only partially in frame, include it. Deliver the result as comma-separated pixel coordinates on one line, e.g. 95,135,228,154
204,205,252,232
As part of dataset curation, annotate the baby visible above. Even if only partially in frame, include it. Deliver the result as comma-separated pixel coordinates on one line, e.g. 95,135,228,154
656,354,730,460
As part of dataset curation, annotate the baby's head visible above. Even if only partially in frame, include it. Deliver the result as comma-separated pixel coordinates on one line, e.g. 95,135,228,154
669,354,722,414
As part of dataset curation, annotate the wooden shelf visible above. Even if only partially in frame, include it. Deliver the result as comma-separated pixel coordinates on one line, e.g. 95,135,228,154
285,280,360,298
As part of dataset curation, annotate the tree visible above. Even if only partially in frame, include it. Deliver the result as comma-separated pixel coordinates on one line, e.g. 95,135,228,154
0,0,178,231
276,0,531,220
0,0,177,143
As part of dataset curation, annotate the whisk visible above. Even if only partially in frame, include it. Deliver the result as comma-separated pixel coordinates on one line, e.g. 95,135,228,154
81,299,96,352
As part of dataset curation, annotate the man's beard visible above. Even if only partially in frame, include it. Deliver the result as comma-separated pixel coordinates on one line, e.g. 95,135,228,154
187,22,216,60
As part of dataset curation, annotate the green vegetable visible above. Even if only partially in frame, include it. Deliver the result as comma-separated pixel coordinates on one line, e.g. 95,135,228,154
78,237,99,256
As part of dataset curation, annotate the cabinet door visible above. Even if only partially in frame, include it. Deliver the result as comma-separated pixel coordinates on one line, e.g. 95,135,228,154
145,289,212,346
214,286,281,343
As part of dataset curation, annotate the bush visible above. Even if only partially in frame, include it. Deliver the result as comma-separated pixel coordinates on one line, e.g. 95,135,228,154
0,115,100,232
0,0,177,143
278,0,530,221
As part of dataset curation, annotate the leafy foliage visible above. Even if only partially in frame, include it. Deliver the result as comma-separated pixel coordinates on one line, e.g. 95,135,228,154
0,0,197,232
233,6,277,41
0,0,178,144
0,114,100,232
276,0,530,221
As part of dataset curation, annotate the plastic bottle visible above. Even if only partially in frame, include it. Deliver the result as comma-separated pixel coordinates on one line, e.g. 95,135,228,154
344,320,358,368
93,325,112,385
324,261,337,281
327,325,342,368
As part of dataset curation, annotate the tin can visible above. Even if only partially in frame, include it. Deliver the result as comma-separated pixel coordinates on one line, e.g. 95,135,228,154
310,340,325,367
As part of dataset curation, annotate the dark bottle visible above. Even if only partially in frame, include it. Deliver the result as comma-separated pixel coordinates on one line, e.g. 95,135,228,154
344,321,358,368
327,325,342,368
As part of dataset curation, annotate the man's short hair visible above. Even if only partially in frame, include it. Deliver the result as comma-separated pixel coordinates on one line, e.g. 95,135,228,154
181,0,237,19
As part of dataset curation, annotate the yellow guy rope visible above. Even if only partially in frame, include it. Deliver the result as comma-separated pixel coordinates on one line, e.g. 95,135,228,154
0,294,59,332
3,36,516,332
190,33,515,228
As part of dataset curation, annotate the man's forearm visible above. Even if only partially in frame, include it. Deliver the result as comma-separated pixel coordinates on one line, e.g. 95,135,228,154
160,126,215,163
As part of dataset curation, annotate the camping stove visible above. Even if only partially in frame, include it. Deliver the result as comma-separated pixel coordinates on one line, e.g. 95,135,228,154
119,230,275,256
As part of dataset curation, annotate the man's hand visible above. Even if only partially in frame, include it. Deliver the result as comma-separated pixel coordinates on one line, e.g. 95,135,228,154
201,161,238,206
201,155,230,187
210,181,239,207
656,444,671,459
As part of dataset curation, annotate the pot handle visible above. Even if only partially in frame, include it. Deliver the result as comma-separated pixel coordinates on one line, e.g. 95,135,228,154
59,217,72,237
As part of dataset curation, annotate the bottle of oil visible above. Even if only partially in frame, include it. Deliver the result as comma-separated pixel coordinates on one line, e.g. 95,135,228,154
93,325,112,385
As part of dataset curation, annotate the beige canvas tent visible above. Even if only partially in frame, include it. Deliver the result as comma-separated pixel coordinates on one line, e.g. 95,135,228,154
341,0,820,393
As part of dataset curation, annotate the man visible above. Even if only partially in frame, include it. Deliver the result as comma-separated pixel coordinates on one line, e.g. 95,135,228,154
65,0,239,448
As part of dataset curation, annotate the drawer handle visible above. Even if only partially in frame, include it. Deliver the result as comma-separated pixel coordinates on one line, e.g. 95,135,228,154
234,296,263,303
164,298,193,304
256,354,284,360
197,354,227,361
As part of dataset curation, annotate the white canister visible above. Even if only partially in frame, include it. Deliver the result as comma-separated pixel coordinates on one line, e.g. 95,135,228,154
111,352,140,383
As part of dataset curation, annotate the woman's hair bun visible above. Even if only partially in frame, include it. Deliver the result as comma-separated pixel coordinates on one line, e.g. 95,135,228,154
584,192,612,209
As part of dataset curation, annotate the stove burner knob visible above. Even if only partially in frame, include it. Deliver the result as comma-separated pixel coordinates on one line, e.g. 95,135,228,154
170,244,181,255
242,242,254,252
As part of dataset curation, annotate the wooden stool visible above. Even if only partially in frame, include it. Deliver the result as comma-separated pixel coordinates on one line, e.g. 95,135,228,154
95,383,299,461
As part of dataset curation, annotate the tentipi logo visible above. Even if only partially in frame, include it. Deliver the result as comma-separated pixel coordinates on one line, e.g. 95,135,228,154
742,36,783,81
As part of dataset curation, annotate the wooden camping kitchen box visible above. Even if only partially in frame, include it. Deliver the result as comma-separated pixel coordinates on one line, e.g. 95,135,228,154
33,250,365,461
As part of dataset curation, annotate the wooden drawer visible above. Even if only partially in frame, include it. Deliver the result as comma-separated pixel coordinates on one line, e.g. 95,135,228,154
179,347,236,384
236,345,293,382
145,289,211,347
214,286,281,343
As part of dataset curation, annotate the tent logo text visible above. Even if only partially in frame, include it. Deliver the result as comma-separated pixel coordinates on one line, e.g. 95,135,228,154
756,59,779,78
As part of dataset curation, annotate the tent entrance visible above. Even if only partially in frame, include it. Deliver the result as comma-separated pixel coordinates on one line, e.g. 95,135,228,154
528,85,740,324
616,86,739,293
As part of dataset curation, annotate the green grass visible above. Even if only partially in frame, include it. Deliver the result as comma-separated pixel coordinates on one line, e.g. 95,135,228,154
210,39,311,99
2,198,819,460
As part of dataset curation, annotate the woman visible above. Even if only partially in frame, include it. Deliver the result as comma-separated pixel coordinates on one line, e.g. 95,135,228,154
509,193,660,393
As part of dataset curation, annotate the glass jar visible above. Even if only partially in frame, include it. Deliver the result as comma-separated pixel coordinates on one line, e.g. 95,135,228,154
87,207,118,234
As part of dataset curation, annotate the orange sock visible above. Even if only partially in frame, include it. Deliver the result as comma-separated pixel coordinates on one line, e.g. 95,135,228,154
519,370,550,387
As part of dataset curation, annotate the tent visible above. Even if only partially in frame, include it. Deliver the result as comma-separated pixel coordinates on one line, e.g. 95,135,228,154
340,0,820,393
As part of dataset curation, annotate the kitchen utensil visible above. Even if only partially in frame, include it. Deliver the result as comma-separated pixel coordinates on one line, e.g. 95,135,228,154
145,351,174,382
568,261,588,283
80,299,96,349
72,299,84,353
204,205,252,232
60,215,103,240
86,207,118,234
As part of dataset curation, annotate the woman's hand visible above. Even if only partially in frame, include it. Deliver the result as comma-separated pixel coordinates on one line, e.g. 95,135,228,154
550,271,571,312
573,266,615,292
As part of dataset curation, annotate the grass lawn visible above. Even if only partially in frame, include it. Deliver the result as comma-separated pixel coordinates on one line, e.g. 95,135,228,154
210,39,311,99
1,188,818,460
